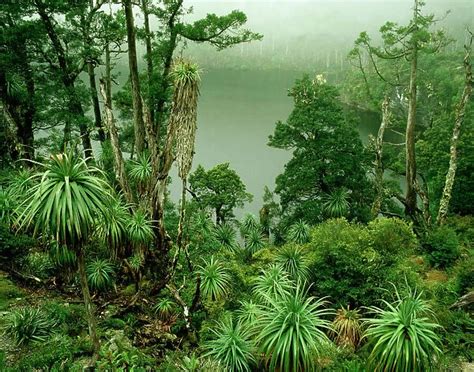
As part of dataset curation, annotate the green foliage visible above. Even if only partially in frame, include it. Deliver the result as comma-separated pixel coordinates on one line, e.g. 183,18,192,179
424,226,460,268
86,258,115,291
268,75,371,226
275,244,309,281
189,164,253,224
364,287,442,372
4,307,55,346
41,300,87,336
256,285,332,371
454,256,474,295
368,217,418,264
97,330,154,370
198,256,231,301
213,223,237,251
0,223,35,264
204,317,255,372
286,220,310,244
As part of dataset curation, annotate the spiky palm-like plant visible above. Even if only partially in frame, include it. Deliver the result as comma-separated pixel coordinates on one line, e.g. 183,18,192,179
96,198,130,258
244,228,266,257
214,223,237,251
240,213,260,238
256,286,332,372
323,188,350,218
171,59,200,180
253,265,293,302
154,298,176,321
364,287,442,371
16,153,110,362
204,317,255,372
4,307,55,346
287,220,310,244
236,300,260,331
86,259,115,291
331,306,363,349
170,59,201,251
127,209,154,249
275,244,309,281
128,151,152,193
198,256,231,301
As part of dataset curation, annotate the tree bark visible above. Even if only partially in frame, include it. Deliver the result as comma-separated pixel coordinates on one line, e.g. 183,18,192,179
87,62,105,143
99,80,134,204
404,0,420,218
123,0,146,154
141,0,155,125
437,35,473,225
77,248,100,365
372,95,390,217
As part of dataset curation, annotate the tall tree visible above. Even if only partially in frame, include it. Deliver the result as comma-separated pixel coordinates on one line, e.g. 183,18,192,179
33,0,94,159
268,75,372,226
437,33,473,224
123,0,146,154
350,0,449,221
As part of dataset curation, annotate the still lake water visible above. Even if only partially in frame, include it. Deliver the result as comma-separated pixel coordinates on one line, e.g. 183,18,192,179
167,68,381,216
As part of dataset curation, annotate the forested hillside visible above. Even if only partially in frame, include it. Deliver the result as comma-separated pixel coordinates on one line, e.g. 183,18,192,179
0,0,473,370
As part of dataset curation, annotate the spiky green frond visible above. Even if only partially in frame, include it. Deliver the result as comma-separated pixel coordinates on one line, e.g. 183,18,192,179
198,256,231,301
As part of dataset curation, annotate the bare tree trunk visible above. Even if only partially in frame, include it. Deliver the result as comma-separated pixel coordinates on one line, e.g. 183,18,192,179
123,0,146,154
437,34,473,225
141,0,155,125
105,43,113,108
99,80,134,204
88,62,105,143
372,95,390,217
77,249,100,365
404,1,420,218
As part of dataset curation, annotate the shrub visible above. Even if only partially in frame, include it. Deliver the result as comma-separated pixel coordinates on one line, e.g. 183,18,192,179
15,334,74,371
86,258,115,291
24,251,54,279
204,317,255,372
368,217,417,264
0,223,35,264
364,287,441,371
4,307,55,346
309,219,395,307
244,229,266,258
424,226,460,268
256,285,332,371
41,300,87,336
454,256,474,295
